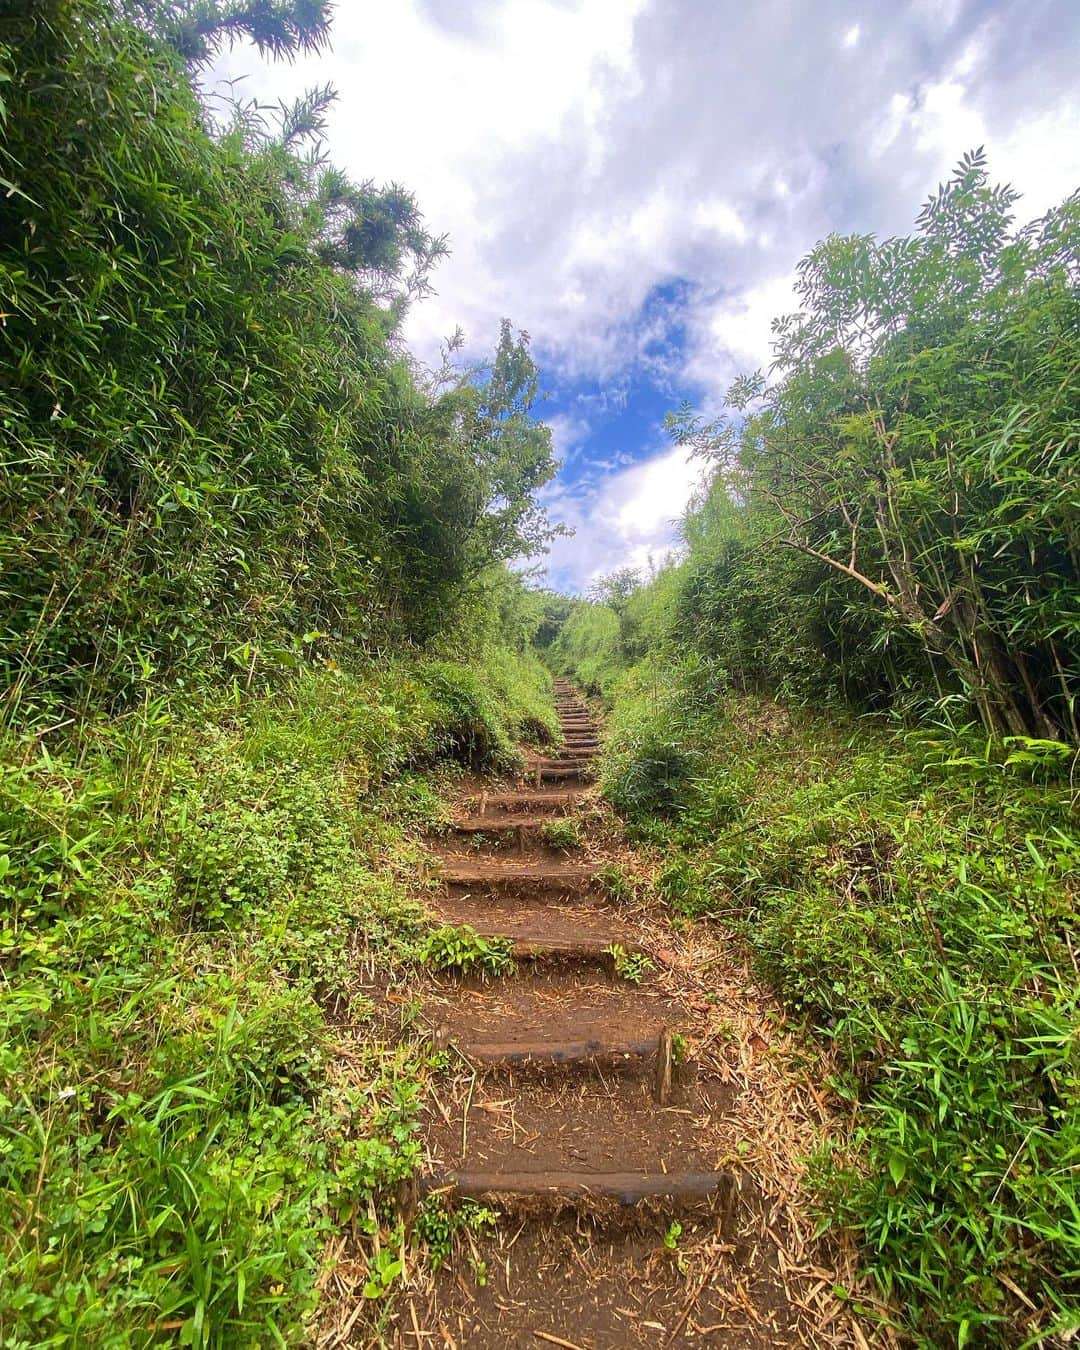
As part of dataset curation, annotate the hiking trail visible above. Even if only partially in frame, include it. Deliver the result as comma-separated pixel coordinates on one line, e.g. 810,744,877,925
380,679,873,1348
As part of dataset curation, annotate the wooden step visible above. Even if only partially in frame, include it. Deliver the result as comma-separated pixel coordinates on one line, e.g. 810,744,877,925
538,764,593,783
446,1033,658,1067
441,1028,677,1098
451,814,555,834
468,791,579,815
423,1169,737,1221
507,935,616,962
440,860,598,887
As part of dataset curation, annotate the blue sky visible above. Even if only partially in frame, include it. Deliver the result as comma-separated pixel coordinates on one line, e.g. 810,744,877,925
213,0,1080,592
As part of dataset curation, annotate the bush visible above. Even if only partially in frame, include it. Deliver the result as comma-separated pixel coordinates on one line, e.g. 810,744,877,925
594,684,1080,1342
0,648,552,1345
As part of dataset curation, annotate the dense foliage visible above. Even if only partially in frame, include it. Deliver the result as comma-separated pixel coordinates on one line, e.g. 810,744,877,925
0,3,562,1343
1,0,557,719
545,160,1079,1346
0,654,555,1345
663,150,1079,738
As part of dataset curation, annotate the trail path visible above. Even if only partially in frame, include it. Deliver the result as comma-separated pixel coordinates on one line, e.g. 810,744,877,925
383,680,873,1348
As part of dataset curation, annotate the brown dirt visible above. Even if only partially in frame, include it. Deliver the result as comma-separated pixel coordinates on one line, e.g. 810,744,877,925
326,679,895,1349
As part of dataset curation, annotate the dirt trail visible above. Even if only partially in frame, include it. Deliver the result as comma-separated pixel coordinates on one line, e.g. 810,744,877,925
381,680,874,1348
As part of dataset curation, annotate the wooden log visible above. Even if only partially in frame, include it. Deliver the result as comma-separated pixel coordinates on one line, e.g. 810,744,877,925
508,937,615,961
452,815,544,833
451,1035,658,1067
539,765,592,783
475,792,578,813
439,861,598,884
424,1169,734,1212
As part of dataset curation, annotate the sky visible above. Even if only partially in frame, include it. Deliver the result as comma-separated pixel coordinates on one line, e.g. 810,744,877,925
212,0,1080,593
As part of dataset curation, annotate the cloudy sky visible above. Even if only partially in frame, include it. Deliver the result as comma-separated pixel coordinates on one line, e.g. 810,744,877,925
214,0,1080,592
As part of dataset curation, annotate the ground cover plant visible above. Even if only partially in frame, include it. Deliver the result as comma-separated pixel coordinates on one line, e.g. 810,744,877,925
0,653,553,1345
420,924,516,977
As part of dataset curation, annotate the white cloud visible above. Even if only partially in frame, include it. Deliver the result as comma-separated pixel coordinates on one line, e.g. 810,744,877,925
541,442,706,592
210,0,1080,587
545,411,592,461
694,198,749,243
681,272,800,394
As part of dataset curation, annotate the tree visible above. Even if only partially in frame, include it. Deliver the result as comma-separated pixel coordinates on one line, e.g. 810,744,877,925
123,0,332,63
673,152,1080,739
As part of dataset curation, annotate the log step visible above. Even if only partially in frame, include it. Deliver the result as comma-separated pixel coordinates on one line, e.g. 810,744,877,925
440,861,598,886
441,1028,677,1095
468,791,579,815
538,764,593,783
451,814,554,834
423,1169,737,1220
445,1034,658,1067
508,936,618,962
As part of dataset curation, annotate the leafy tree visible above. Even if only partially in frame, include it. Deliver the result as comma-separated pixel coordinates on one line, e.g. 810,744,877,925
589,567,641,613
671,151,1080,738
124,0,332,62
0,2,554,714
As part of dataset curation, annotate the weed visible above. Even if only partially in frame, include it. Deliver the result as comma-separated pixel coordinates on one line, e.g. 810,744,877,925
0,653,544,1344
362,1235,405,1300
416,1199,498,1272
542,818,583,850
588,687,1080,1342
421,925,515,977
597,861,638,903
607,944,655,984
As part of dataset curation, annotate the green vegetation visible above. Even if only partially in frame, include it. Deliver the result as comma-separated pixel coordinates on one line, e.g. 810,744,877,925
544,159,1080,1346
2,2,556,718
541,817,583,851
420,924,515,978
415,1197,498,1273
0,658,550,1345
4,0,1077,1341
1,3,558,1343
606,944,654,985
595,860,640,904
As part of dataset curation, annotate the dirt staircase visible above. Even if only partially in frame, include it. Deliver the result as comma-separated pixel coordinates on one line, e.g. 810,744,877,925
392,679,828,1347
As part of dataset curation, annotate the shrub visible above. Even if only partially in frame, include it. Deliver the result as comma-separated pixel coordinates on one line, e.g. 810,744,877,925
541,818,582,851
420,925,515,977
